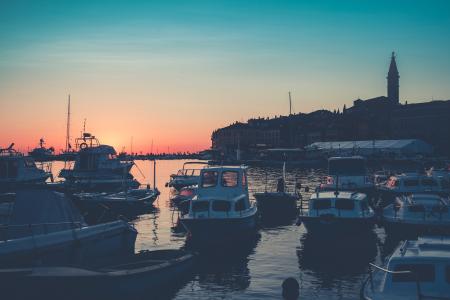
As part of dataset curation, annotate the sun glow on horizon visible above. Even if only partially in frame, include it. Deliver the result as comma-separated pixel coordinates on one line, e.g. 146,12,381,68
1,1,450,153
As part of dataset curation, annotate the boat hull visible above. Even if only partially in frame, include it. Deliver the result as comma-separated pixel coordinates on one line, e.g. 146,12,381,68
383,219,450,237
181,212,257,241
73,192,159,223
254,192,298,217
0,250,195,300
0,221,137,267
299,215,375,234
0,174,51,192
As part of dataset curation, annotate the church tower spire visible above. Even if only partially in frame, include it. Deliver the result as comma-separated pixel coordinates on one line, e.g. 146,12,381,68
387,51,400,104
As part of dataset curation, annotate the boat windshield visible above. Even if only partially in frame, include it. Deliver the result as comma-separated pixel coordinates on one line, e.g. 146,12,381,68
329,159,366,176
192,201,209,212
24,158,36,168
335,199,355,210
404,179,419,187
221,171,238,187
201,171,218,188
312,199,332,210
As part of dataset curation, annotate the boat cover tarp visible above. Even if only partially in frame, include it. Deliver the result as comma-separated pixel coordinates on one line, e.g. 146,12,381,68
1,190,85,239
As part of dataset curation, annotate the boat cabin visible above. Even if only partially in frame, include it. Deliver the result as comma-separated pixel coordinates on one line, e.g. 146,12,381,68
384,173,450,194
307,191,373,218
0,146,49,182
381,237,450,298
187,166,251,218
386,194,449,219
321,156,373,191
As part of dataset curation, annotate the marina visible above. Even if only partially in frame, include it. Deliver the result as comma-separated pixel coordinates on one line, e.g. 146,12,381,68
1,2,450,299
2,156,449,298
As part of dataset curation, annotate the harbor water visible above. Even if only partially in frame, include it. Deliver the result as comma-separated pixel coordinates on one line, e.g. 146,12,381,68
50,159,400,299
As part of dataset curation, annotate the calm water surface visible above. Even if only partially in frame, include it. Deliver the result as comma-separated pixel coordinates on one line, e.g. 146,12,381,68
50,159,400,300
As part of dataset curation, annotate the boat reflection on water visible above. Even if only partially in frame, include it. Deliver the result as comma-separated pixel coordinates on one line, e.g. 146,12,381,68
259,208,298,228
182,232,261,297
297,231,379,292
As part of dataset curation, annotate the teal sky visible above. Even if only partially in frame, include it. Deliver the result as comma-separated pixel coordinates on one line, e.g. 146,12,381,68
1,0,450,152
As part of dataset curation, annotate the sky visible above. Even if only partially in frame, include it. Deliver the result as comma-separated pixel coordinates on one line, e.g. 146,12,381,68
1,0,450,153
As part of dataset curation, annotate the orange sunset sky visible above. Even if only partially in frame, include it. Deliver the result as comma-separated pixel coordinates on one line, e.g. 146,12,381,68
1,1,450,153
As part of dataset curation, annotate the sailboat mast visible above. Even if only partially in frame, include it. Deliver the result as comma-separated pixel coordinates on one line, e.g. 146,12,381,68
65,95,71,152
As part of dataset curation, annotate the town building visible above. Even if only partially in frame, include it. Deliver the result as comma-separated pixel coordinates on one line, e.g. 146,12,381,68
211,53,450,157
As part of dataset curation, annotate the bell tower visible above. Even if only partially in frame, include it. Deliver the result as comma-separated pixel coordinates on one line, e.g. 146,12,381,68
387,51,400,104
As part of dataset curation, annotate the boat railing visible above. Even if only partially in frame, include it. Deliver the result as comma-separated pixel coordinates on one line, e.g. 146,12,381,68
0,221,83,242
361,262,450,300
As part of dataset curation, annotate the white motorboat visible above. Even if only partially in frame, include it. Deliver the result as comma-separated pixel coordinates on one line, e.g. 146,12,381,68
0,144,52,191
180,166,258,241
59,132,139,192
361,236,450,299
297,191,375,234
0,190,137,267
167,161,207,190
378,173,450,206
319,156,375,195
382,193,450,236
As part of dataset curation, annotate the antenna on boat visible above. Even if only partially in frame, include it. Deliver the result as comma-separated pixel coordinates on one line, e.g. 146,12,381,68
130,136,133,155
153,159,156,190
65,94,71,152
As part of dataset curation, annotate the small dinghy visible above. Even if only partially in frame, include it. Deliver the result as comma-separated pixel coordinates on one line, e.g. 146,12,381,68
0,249,195,300
74,188,160,211
73,188,160,223
254,162,300,218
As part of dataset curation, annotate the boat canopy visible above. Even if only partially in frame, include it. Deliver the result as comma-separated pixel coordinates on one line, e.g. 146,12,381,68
1,190,85,240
